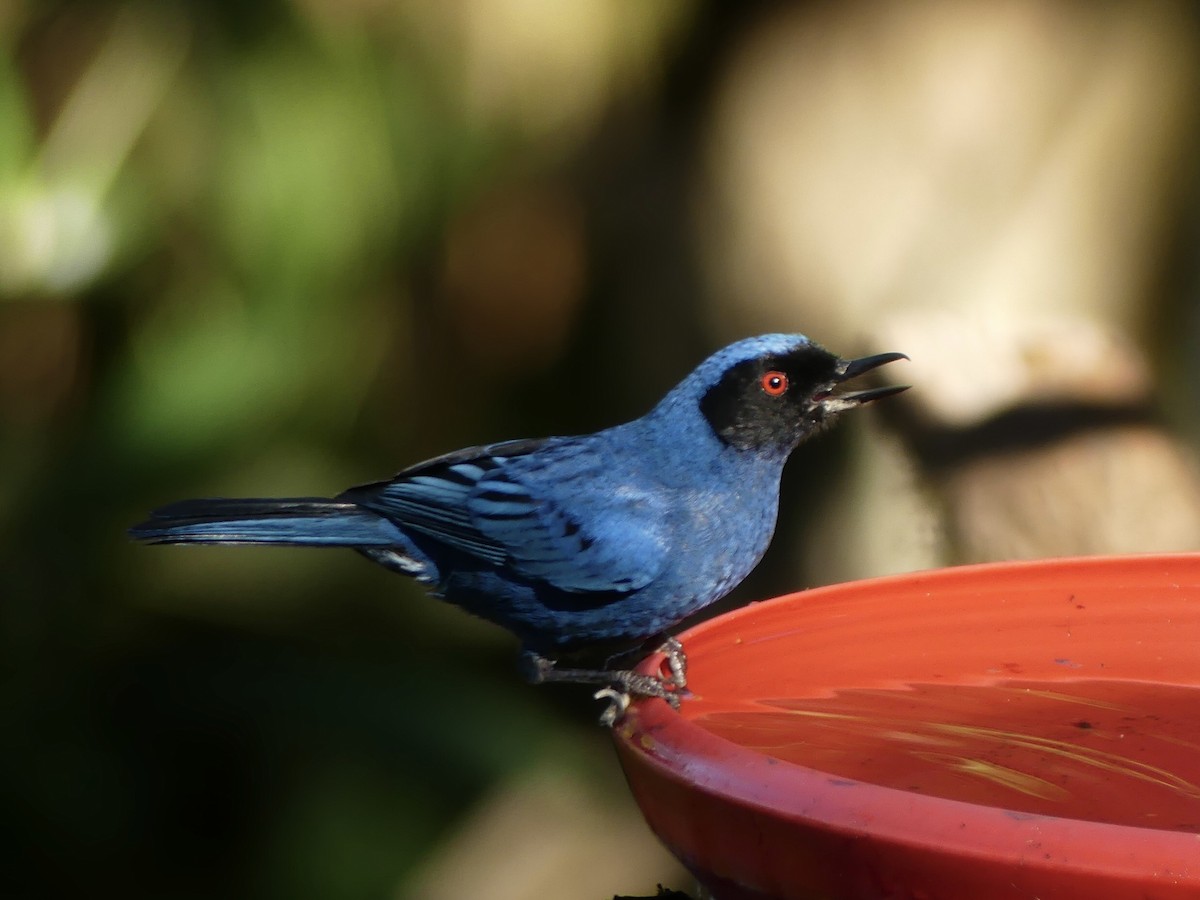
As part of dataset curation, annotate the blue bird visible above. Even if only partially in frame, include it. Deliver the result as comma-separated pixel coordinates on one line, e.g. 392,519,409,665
130,334,908,722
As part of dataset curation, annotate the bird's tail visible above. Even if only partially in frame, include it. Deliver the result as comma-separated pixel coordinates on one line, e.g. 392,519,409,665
129,497,407,547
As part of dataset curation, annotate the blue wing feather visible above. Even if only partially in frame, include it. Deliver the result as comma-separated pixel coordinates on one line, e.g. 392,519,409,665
340,436,669,594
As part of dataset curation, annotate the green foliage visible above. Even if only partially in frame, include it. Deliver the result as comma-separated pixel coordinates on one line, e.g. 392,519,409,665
0,3,693,898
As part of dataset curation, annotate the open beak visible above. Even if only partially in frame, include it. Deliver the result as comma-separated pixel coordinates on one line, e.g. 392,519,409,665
821,351,910,411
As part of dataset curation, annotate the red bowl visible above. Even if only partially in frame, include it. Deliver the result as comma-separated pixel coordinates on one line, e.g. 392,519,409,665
613,554,1200,900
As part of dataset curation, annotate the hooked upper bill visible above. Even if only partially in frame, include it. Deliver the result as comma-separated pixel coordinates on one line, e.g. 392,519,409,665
821,351,910,411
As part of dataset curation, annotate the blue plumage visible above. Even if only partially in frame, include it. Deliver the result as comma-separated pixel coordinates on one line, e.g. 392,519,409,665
131,334,908,713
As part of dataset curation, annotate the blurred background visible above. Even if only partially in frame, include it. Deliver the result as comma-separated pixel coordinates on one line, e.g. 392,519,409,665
3,1,1200,898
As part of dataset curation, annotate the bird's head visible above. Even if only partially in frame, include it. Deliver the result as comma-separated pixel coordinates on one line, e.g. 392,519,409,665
665,334,909,454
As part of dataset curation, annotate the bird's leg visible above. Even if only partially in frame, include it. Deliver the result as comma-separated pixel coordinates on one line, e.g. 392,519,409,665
521,652,680,699
520,638,689,726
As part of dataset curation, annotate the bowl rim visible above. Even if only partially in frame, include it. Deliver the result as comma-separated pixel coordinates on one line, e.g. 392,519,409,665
617,553,1200,879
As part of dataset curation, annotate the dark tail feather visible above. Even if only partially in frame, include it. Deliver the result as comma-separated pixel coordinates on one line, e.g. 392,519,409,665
129,497,408,547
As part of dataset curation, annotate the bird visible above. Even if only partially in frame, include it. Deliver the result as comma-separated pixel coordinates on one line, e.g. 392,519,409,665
130,334,908,723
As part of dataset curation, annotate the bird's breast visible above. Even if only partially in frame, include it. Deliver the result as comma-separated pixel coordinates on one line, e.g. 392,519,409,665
669,470,781,602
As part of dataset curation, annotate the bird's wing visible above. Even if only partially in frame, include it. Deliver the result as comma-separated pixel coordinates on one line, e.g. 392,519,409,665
339,438,670,593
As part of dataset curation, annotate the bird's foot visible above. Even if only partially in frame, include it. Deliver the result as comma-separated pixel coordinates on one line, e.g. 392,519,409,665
589,668,684,726
658,635,688,690
593,688,630,728
521,639,690,726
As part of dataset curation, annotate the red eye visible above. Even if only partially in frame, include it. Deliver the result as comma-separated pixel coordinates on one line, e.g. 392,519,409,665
761,371,788,396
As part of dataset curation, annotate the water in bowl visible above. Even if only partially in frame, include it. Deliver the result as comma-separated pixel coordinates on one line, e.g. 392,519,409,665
693,679,1200,831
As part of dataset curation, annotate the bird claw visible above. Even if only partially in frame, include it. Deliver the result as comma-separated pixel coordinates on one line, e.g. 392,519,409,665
593,669,683,726
593,687,630,727
658,635,688,689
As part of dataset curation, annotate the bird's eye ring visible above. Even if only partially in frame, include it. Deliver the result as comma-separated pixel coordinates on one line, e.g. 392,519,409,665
761,371,788,396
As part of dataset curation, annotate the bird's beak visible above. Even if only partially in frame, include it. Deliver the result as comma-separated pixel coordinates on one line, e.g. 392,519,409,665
820,351,910,411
